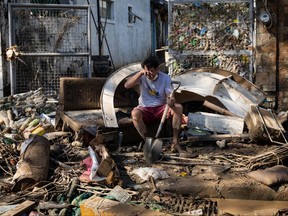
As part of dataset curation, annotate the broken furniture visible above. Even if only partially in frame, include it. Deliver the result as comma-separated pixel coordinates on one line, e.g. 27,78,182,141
188,112,244,135
56,66,285,146
244,105,288,145
56,74,171,145
56,77,140,144
173,68,267,118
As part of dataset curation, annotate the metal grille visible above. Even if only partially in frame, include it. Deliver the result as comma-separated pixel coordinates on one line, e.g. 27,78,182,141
15,56,89,93
167,0,254,81
157,195,218,215
170,53,251,80
9,3,91,94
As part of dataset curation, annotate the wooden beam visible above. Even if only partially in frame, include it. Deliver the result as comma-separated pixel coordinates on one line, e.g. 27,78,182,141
183,134,251,142
1,200,35,216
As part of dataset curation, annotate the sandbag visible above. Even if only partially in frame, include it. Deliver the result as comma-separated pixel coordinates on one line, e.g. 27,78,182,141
12,134,50,191
246,165,288,186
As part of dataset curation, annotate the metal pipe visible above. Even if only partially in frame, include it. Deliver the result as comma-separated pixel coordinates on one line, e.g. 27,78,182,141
8,3,15,95
96,0,102,56
21,52,90,56
86,0,115,71
9,3,90,9
87,5,92,77
202,100,239,117
0,31,4,97
275,0,279,110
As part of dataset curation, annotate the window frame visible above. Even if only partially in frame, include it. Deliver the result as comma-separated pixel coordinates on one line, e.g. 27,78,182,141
99,0,114,21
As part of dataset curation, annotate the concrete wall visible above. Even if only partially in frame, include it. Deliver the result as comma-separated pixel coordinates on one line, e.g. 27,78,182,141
78,0,152,69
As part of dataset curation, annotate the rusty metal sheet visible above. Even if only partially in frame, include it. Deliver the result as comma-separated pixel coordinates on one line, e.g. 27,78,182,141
100,63,142,128
188,112,244,134
100,65,266,129
173,69,266,118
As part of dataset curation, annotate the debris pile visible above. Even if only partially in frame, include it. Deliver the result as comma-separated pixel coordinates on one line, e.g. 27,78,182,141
168,2,252,79
0,81,288,216
169,3,251,52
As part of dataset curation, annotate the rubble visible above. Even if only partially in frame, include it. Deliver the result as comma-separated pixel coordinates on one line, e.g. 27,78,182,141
0,71,288,216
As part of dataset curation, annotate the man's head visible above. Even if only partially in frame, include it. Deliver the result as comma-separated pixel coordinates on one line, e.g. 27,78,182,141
141,57,160,80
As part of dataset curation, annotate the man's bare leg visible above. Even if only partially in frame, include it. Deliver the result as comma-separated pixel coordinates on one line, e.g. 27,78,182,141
170,103,184,153
131,108,147,140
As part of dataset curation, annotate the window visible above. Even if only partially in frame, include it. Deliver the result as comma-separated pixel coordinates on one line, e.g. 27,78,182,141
128,6,133,24
128,5,142,24
100,0,114,20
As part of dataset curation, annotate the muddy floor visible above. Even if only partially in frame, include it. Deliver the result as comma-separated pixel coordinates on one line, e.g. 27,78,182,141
1,132,288,216
108,138,288,215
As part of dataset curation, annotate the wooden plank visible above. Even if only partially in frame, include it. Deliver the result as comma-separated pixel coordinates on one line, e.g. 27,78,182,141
1,200,35,216
188,112,244,134
59,109,104,132
184,134,251,142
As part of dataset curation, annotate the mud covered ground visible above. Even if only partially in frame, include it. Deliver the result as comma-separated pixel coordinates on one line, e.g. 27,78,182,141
110,138,288,215
1,133,288,216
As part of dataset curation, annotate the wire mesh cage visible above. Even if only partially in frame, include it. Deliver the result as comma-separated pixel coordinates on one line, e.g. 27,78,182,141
9,4,91,94
169,53,251,80
167,0,254,80
15,56,89,93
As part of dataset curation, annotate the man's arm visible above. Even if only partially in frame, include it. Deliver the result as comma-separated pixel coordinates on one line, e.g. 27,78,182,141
124,70,144,89
167,94,176,107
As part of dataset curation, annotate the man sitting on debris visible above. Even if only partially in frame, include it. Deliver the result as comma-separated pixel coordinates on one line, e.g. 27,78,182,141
124,56,184,153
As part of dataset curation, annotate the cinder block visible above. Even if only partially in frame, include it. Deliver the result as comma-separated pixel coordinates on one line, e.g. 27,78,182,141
80,195,171,216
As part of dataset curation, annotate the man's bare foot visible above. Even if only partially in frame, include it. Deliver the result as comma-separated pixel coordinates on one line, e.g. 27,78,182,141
171,142,184,153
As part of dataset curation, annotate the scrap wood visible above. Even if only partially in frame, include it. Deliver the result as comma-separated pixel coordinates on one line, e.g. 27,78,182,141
44,131,72,141
0,196,26,206
38,201,74,210
0,143,17,177
50,157,73,170
212,154,247,168
53,165,84,185
1,200,35,216
159,160,229,167
16,182,54,200
203,100,238,117
242,146,288,170
78,184,138,196
182,134,251,143
116,152,228,166
210,145,288,170
161,154,218,163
